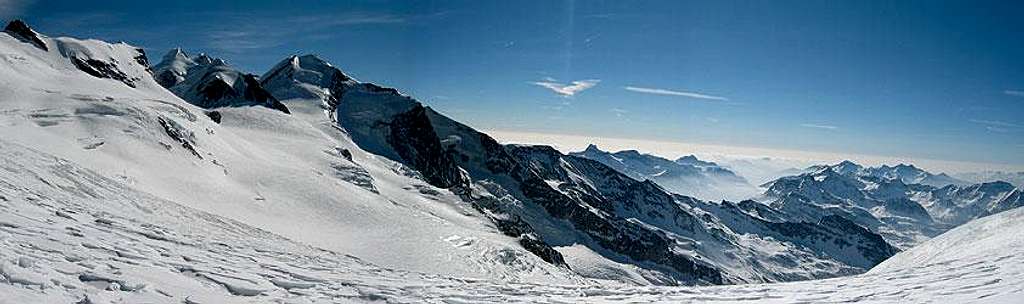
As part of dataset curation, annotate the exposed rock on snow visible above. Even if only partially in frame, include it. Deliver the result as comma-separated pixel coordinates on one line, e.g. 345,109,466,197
3,20,47,51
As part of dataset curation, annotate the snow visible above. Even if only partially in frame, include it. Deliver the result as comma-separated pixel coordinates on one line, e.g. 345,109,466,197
0,140,1019,302
1,23,1022,303
0,26,575,287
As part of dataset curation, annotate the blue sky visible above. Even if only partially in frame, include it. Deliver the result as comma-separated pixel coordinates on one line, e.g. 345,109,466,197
6,0,1023,170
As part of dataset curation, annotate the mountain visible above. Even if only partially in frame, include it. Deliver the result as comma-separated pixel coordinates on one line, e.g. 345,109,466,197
862,163,967,187
0,133,1018,302
152,48,290,114
570,144,758,201
761,160,1021,248
0,20,577,287
1,20,1022,303
806,161,966,188
1,20,901,286
955,170,1024,188
918,181,1023,226
263,53,905,284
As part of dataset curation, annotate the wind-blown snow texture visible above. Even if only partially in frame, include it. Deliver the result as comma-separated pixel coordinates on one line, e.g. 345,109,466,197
1,20,1022,303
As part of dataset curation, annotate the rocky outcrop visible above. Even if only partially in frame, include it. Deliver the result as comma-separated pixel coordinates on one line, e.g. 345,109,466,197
385,104,466,189
69,56,141,88
4,20,47,51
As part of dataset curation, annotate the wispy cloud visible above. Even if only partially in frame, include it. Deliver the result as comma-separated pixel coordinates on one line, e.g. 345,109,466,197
969,119,1022,128
532,79,600,97
197,12,408,53
800,123,839,130
1005,90,1024,98
609,108,628,117
986,126,1009,133
624,86,728,101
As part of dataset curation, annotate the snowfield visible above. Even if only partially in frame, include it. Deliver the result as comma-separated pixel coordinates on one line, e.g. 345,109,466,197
0,139,1020,303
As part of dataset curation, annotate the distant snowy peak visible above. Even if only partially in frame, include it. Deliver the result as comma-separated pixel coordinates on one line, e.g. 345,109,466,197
808,160,965,187
153,48,289,114
570,144,755,201
927,181,1022,224
260,54,359,119
674,154,719,168
152,48,196,87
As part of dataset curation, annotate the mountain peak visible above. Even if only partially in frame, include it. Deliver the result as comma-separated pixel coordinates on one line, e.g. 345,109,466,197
583,143,602,153
832,160,864,175
4,19,48,51
260,54,356,103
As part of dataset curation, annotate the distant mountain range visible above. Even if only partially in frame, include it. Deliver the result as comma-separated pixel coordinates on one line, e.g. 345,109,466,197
762,161,1022,248
570,144,759,202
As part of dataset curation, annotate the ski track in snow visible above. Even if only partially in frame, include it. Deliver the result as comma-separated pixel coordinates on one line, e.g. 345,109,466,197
0,138,1021,303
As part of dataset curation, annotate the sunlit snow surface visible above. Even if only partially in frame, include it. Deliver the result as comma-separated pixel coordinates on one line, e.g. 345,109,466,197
0,140,1020,303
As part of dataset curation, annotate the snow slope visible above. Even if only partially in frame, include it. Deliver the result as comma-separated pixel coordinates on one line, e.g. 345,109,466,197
1,140,1019,302
0,21,576,286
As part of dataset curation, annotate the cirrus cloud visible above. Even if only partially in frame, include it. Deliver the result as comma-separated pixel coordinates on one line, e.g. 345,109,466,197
624,86,728,101
532,79,600,97
800,123,839,130
1005,90,1024,98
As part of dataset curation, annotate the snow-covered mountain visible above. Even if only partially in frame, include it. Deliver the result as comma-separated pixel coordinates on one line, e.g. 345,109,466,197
955,170,1024,188
0,20,576,287
258,52,907,284
808,161,967,187
152,48,290,114
1,20,1022,303
1,20,899,287
570,145,759,202
761,160,1022,248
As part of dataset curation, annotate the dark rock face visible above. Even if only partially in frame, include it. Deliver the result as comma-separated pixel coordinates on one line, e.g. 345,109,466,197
817,215,899,265
69,56,141,88
198,77,236,101
385,104,466,189
241,75,290,114
710,201,898,270
132,48,151,73
204,111,222,124
4,20,48,51
507,146,723,284
155,70,180,88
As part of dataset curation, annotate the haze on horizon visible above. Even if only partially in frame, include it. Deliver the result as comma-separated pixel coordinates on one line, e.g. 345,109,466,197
5,0,1023,172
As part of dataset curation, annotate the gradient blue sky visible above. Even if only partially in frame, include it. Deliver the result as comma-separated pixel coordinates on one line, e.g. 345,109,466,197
5,0,1023,170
